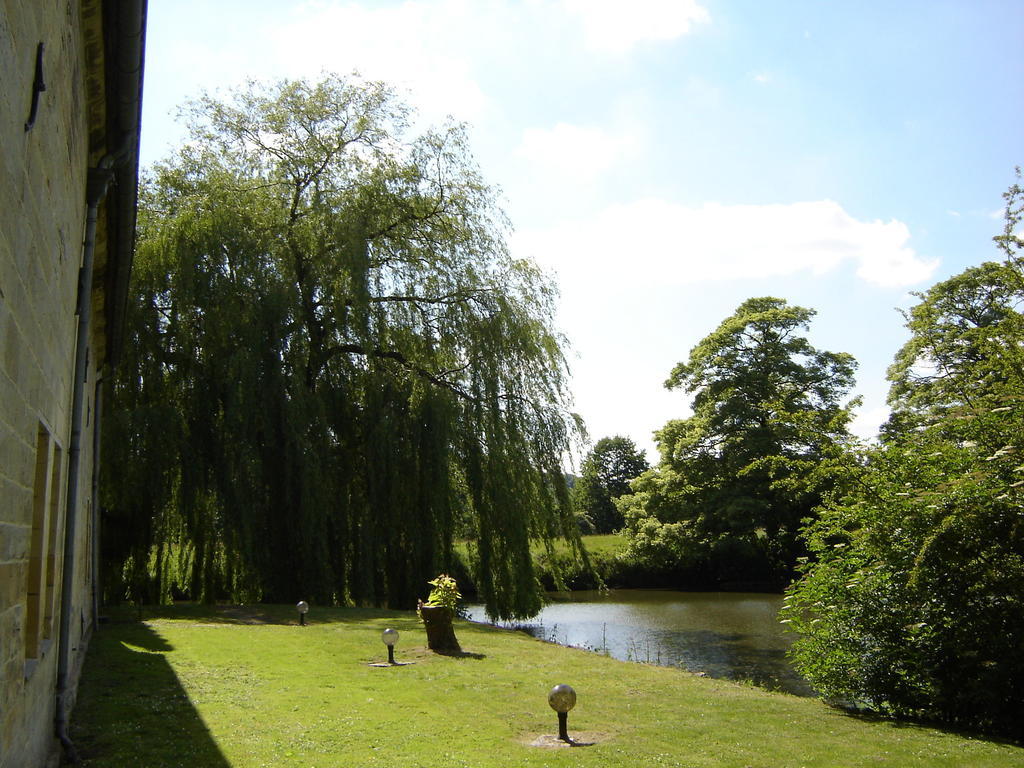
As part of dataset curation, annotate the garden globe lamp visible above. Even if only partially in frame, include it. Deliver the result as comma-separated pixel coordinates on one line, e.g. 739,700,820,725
548,684,577,742
382,628,399,664
296,600,309,626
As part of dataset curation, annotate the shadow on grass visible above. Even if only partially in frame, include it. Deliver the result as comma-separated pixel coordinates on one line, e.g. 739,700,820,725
824,702,1024,749
70,621,231,767
432,649,487,660
104,602,423,627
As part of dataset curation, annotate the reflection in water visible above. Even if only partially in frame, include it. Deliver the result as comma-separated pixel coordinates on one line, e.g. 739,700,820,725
467,590,815,697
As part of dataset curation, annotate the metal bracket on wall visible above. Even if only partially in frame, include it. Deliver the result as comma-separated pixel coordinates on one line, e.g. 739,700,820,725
24,42,46,132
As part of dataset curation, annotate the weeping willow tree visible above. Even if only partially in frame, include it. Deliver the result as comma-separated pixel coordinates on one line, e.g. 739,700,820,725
102,75,584,619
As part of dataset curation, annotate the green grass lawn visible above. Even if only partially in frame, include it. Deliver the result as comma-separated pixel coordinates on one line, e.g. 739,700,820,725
70,604,1022,768
535,533,624,559
459,533,626,561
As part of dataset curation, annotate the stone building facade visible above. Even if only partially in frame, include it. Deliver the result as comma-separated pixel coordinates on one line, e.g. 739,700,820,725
0,2,145,766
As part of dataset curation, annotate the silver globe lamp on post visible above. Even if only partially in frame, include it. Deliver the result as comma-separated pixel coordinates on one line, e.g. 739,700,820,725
382,628,400,665
548,684,577,742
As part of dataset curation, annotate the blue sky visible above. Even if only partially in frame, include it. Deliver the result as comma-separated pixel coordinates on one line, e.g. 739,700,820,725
141,0,1023,461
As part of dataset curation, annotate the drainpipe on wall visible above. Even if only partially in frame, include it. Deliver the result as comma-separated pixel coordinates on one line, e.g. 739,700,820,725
54,2,146,759
91,378,103,624
55,149,126,763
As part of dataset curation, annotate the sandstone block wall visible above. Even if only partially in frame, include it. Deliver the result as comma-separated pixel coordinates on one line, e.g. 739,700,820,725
1,2,102,766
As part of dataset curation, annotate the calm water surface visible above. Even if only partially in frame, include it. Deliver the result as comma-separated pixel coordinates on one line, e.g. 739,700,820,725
467,589,814,697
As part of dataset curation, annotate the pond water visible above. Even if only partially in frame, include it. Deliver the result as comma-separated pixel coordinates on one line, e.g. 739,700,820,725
466,589,815,697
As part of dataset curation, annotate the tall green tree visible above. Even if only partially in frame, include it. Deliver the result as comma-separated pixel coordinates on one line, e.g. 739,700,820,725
102,75,583,619
620,297,858,586
573,436,649,533
784,178,1024,737
884,258,1024,438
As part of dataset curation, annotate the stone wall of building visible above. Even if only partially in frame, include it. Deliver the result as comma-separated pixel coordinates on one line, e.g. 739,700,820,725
0,1,103,765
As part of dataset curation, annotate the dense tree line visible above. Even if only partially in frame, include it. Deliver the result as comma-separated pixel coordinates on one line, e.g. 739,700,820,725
613,184,1022,735
619,297,859,588
783,179,1024,737
100,75,584,620
573,436,649,533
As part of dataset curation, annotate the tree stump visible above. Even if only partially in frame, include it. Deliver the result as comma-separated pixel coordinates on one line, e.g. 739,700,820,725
420,605,461,653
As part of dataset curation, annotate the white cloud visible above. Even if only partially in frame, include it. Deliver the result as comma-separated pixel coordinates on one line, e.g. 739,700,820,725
753,71,772,85
142,0,706,167
562,0,710,53
850,404,890,442
516,122,635,184
273,0,489,125
512,198,937,289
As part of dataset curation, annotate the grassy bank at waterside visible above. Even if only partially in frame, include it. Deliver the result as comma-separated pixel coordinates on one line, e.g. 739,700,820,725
70,604,1021,767
455,534,643,594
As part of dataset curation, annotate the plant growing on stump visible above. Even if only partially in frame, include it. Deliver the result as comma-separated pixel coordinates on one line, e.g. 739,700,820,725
419,574,462,653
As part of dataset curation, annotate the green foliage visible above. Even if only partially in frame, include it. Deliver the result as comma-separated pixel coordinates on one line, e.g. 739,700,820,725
572,436,649,533
423,574,461,612
885,260,1024,438
101,74,583,620
784,176,1024,737
784,437,1024,736
621,297,859,587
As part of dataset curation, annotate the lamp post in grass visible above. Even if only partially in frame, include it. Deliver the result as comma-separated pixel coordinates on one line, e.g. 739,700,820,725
548,684,577,742
382,628,399,664
296,601,309,626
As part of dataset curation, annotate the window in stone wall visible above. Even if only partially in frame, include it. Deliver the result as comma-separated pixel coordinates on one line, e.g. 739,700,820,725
25,422,57,660
43,444,63,640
